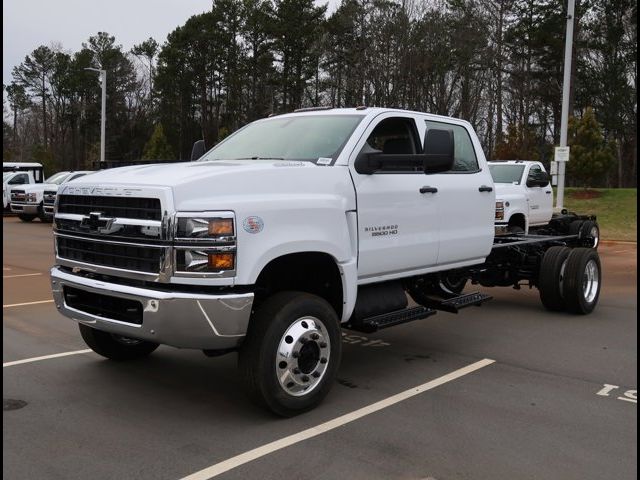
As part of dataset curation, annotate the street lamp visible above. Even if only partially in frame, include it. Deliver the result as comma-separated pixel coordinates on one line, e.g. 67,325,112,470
85,68,106,164
555,0,576,210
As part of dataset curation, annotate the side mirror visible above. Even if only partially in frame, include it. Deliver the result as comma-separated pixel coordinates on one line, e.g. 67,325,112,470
423,129,454,174
526,172,550,187
354,143,383,174
191,140,207,161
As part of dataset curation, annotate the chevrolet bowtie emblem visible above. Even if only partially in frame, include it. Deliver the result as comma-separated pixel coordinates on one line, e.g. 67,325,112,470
81,212,114,233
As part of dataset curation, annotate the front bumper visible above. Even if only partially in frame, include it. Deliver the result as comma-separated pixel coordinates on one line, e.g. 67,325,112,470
50,266,254,350
11,202,39,214
494,223,509,236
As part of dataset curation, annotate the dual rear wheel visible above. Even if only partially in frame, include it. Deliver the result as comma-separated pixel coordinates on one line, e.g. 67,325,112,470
538,246,601,314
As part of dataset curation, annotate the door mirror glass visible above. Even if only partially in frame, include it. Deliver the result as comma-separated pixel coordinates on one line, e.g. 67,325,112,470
191,140,207,161
423,128,454,174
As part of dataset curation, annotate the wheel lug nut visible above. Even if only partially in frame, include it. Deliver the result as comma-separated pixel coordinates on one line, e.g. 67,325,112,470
293,368,301,374
320,357,327,364
320,342,327,348
311,333,319,340
301,376,309,382
312,372,320,378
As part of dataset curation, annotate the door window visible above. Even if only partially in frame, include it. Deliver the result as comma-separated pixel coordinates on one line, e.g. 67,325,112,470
8,174,28,185
425,121,479,172
364,117,421,173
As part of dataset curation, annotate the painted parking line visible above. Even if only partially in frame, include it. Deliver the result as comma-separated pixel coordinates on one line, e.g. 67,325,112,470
3,299,54,308
180,358,496,480
3,273,43,279
3,349,92,368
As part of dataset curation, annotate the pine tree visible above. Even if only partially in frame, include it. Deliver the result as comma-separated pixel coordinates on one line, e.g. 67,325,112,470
567,107,615,188
142,124,174,160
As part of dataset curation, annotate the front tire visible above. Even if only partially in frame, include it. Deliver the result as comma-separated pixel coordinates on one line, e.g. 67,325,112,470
238,291,342,417
79,324,159,360
18,214,36,222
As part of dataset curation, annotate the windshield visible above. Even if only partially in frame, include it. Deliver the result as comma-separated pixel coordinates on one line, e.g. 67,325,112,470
45,172,71,185
199,115,364,164
489,165,526,185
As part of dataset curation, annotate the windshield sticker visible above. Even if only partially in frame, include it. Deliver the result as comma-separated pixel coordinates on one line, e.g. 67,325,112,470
243,216,264,234
317,157,332,165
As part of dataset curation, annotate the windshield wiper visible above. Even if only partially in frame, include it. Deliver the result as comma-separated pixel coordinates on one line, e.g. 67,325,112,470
232,156,285,160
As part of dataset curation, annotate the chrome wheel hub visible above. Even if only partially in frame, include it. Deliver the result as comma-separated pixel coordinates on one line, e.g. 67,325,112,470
582,259,599,303
276,316,330,397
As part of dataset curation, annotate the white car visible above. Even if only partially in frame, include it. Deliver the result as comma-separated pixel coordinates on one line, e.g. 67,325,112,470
42,171,95,219
489,160,553,234
10,171,93,222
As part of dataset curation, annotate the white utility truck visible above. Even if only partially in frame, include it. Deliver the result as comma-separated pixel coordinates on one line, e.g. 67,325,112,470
3,162,44,211
41,171,94,220
489,160,600,247
50,108,601,415
10,171,93,222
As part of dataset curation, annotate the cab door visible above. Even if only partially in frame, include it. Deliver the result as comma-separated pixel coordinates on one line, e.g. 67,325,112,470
424,119,495,266
525,164,552,225
350,114,440,282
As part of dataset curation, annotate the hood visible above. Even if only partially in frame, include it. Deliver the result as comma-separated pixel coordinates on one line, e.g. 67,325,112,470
494,183,523,199
61,160,355,211
11,183,56,193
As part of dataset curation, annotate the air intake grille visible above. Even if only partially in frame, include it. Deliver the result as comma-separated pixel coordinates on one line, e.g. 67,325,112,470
64,286,143,324
57,195,161,221
57,236,162,273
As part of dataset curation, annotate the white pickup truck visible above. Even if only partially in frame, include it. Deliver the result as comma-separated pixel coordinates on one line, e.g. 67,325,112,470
489,160,600,247
50,107,601,415
3,162,44,211
10,171,93,222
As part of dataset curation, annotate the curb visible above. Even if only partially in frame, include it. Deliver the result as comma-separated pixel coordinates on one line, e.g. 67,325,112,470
601,240,637,246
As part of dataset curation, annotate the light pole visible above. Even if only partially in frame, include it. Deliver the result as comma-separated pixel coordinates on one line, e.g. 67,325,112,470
85,68,106,164
555,0,576,210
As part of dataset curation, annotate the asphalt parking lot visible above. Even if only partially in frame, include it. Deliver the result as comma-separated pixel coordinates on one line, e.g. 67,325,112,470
3,215,637,480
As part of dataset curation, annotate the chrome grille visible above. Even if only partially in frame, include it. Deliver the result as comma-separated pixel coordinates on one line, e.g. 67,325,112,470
44,191,57,205
57,195,161,220
11,190,25,202
57,236,163,273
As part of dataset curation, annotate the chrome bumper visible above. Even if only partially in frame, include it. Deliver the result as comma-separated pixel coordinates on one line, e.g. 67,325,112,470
11,202,39,214
50,266,254,350
494,224,509,236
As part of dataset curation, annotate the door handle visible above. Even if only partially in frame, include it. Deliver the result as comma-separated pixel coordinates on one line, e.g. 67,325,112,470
420,186,438,194
478,185,493,192
545,191,552,194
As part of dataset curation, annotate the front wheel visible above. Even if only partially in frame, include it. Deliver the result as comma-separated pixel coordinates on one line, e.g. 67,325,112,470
238,292,342,416
18,214,36,222
79,324,159,360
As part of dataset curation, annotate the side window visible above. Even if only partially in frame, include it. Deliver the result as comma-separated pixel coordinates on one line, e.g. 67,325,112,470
365,117,421,173
425,121,479,172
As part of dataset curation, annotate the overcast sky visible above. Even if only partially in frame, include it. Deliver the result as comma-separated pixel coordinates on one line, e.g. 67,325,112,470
3,0,337,88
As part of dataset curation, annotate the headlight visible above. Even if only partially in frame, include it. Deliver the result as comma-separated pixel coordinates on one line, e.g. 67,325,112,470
174,212,236,277
176,215,235,240
495,201,504,220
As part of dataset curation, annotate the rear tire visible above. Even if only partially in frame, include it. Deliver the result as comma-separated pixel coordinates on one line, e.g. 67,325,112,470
238,291,341,417
562,248,601,314
538,246,571,311
79,324,159,360
579,220,599,249
18,214,36,222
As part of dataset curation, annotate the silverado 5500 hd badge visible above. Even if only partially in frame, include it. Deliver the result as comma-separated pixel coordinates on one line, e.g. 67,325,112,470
364,224,398,237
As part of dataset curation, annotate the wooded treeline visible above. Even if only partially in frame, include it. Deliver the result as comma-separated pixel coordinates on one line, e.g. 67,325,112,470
3,0,637,187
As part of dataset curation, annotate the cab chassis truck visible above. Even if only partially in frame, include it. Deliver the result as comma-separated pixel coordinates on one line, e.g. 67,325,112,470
50,108,601,416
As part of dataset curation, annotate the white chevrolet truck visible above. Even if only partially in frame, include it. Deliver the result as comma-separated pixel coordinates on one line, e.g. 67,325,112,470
50,108,601,415
3,162,44,211
11,171,93,222
489,160,600,247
